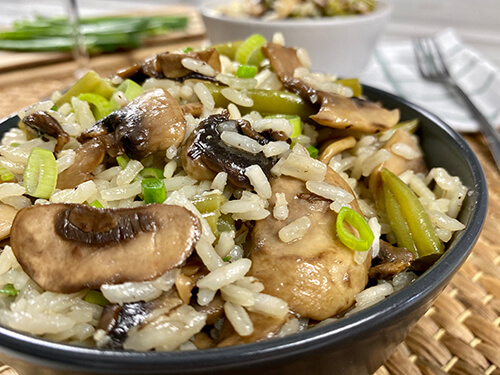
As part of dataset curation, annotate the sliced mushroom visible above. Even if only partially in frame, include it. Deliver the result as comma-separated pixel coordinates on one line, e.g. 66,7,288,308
368,128,427,203
10,203,201,293
217,311,289,347
0,203,18,241
262,43,400,134
79,88,186,160
117,49,221,83
57,137,106,190
369,240,414,280
22,111,70,153
248,168,370,320
182,113,275,189
318,136,356,164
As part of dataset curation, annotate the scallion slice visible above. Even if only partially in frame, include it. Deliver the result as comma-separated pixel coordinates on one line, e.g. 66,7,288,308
141,178,166,204
0,165,14,181
336,206,374,252
77,93,113,120
116,154,129,169
0,284,18,296
84,290,109,306
307,145,319,158
235,34,267,66
265,114,301,138
89,199,103,208
23,147,57,199
235,64,258,78
115,79,143,101
140,167,164,179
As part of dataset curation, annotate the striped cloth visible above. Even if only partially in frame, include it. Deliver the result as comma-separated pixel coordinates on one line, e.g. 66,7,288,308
360,28,500,133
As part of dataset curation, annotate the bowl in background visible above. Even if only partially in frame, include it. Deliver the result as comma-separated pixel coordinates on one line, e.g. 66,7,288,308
0,86,488,375
201,0,392,77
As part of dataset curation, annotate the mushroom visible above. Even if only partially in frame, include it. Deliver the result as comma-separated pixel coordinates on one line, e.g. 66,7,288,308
79,88,186,160
10,203,201,293
22,111,70,154
116,49,221,83
0,203,18,241
369,240,414,280
248,168,370,320
57,136,107,190
182,113,275,189
262,43,400,134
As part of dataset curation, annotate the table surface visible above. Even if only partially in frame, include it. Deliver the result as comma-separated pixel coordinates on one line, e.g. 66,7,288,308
0,3,498,375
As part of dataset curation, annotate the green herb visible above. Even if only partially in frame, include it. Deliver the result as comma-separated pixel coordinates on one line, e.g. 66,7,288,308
336,206,374,252
50,104,58,111
235,34,267,66
222,256,231,262
141,178,166,204
235,64,258,78
77,93,113,120
307,145,319,158
23,147,57,199
0,284,18,296
183,47,193,53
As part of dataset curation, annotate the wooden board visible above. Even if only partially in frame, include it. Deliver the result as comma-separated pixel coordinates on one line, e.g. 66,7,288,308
0,5,206,73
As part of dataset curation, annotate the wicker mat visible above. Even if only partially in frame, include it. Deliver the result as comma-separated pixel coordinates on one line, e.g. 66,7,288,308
0,53,499,375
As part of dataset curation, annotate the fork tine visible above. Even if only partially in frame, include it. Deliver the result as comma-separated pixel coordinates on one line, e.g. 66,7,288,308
429,38,451,78
412,38,430,78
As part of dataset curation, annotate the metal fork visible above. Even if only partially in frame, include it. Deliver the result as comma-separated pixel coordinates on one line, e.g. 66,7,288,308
413,36,500,171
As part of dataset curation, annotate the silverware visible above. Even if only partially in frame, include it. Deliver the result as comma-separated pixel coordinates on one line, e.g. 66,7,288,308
413,36,500,171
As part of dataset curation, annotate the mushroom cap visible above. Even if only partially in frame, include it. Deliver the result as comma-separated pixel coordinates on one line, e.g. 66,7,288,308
10,203,201,293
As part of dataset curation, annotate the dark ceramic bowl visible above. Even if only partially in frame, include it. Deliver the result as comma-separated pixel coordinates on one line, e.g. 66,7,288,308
0,86,488,375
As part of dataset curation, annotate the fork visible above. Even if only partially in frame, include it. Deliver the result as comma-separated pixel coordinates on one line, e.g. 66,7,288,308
413,36,500,171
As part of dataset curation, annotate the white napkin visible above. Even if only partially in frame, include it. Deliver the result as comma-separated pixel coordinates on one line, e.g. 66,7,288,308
360,28,500,133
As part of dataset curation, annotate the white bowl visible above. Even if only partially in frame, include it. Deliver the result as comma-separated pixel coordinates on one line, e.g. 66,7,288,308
201,0,392,77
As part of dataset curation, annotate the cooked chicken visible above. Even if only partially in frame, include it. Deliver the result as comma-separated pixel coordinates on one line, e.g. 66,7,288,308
248,168,370,320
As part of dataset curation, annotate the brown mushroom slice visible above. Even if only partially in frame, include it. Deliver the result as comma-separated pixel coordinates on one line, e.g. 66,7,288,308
368,128,427,203
248,168,370,320
0,203,18,241
10,203,201,293
318,136,356,164
22,111,70,153
57,137,107,190
79,88,186,161
369,240,414,280
262,43,400,134
217,311,290,347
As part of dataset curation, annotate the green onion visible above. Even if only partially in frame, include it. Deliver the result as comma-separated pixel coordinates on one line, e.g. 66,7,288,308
336,78,362,97
265,114,301,138
0,165,14,182
23,147,57,199
84,290,109,306
217,214,235,233
50,104,58,111
56,70,115,106
222,256,231,262
211,40,243,60
10,142,20,147
235,34,267,66
114,79,143,101
235,64,258,78
116,154,130,169
0,284,18,297
140,168,164,179
202,211,220,237
77,93,113,120
141,178,166,204
336,206,374,252
89,199,104,208
307,146,319,158
192,193,226,214
183,47,193,53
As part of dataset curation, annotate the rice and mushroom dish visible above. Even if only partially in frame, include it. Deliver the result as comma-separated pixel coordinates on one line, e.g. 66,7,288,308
0,34,468,351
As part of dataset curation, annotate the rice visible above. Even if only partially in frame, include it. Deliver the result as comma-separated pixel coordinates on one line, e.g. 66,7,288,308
193,82,215,111
116,160,144,186
211,171,228,191
221,131,262,153
0,183,25,200
273,192,289,221
56,149,76,173
245,165,272,199
181,57,216,77
252,118,292,137
223,301,253,336
246,293,288,319
305,180,354,203
195,239,224,272
391,142,420,160
278,216,311,243
50,180,97,204
216,74,257,90
279,152,327,181
220,88,254,107
99,181,142,201
196,258,252,291
221,285,255,307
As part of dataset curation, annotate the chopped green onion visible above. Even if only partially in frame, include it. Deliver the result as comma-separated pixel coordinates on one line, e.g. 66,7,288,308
235,34,267,66
192,192,226,214
141,178,166,204
140,167,164,179
336,78,362,97
114,79,143,101
235,64,258,78
77,93,113,120
0,165,14,181
116,154,129,169
265,114,301,138
211,40,243,60
10,142,20,147
307,145,319,158
202,211,220,237
222,256,231,262
84,290,109,306
89,199,103,208
183,47,193,53
0,284,18,296
336,206,374,252
50,104,58,111
56,70,115,106
217,214,235,233
23,147,57,199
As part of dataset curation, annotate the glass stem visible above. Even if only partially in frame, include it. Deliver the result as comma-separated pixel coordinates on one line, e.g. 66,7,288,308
67,0,89,77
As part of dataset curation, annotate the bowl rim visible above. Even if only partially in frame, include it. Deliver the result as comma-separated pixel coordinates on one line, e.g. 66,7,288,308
200,0,392,27
0,85,488,373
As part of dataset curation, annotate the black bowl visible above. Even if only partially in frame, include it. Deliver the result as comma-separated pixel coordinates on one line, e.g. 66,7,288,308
0,86,488,375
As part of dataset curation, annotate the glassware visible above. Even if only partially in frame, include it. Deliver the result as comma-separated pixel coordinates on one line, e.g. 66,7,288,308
66,0,89,77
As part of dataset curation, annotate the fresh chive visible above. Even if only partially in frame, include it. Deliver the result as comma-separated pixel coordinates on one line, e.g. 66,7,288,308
141,178,166,204
222,256,231,262
336,206,374,252
307,145,319,158
0,284,18,296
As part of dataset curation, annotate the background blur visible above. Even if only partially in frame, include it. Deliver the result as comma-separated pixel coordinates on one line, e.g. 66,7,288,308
1,0,499,68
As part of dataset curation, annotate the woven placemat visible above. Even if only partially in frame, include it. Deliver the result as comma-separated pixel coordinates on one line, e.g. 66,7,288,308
0,55,498,375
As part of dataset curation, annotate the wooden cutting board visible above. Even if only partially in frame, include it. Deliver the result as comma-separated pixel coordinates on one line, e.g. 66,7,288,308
0,5,206,73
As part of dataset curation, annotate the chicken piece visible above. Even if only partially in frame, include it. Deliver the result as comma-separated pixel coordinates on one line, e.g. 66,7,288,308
368,128,427,202
248,168,370,320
